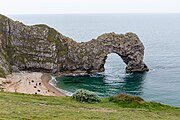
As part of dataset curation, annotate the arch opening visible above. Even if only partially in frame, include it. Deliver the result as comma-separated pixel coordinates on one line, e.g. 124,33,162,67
104,53,126,75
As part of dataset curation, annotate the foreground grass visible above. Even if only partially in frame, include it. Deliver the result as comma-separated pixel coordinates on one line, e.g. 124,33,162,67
0,92,179,120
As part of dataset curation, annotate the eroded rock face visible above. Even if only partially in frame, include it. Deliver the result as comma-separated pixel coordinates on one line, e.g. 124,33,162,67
0,14,149,77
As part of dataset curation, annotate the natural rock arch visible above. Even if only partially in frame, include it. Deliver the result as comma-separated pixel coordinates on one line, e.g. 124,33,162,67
76,32,149,73
0,14,149,77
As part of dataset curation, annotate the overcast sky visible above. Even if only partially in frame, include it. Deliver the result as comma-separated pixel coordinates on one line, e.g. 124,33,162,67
0,0,180,14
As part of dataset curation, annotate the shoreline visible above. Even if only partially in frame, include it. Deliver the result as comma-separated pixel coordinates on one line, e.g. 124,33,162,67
1,71,66,96
41,74,66,96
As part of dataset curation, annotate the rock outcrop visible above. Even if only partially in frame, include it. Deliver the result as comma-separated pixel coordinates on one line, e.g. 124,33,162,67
0,14,149,77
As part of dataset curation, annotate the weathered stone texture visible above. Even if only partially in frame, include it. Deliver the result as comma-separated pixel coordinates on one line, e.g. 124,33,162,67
0,14,149,77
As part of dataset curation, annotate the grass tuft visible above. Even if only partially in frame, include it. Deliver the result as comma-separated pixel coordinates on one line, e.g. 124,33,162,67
109,93,144,103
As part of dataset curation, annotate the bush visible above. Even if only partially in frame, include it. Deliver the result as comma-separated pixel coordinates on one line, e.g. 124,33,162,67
72,89,100,103
109,93,144,104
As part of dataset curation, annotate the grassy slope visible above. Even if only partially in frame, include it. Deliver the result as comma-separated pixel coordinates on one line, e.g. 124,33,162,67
0,92,179,120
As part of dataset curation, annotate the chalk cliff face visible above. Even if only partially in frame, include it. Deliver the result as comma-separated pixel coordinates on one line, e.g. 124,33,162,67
0,14,149,77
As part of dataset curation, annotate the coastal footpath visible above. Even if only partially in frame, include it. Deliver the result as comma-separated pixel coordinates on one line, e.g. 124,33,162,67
0,14,148,79
0,91,180,120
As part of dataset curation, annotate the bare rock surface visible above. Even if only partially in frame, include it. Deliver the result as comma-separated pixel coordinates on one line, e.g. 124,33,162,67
0,14,149,77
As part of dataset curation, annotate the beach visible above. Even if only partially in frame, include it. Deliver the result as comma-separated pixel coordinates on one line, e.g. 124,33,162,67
0,71,65,96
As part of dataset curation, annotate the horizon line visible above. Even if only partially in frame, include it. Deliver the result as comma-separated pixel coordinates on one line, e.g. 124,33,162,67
5,12,180,15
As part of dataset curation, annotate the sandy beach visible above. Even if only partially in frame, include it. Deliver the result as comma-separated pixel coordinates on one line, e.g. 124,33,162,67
0,71,65,96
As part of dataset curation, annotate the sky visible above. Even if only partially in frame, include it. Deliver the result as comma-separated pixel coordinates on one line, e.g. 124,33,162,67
0,0,180,14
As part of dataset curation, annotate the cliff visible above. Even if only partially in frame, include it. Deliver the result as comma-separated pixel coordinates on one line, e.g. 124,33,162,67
0,14,149,77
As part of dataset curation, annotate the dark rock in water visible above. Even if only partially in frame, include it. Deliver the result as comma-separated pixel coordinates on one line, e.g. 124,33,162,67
0,14,149,77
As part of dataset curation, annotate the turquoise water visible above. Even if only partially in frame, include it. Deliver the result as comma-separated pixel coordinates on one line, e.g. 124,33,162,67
10,14,180,106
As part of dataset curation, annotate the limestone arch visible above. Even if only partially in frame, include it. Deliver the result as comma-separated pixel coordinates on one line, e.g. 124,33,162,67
0,14,149,75
86,32,149,73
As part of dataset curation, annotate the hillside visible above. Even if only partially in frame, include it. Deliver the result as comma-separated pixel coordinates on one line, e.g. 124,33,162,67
0,91,179,120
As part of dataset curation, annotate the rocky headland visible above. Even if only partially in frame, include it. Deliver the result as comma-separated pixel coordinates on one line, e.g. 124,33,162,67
0,14,149,79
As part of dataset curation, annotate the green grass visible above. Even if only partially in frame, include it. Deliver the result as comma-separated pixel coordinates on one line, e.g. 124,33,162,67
0,91,179,120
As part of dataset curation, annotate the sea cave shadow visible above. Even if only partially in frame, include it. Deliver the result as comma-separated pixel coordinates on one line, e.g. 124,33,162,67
120,72,147,95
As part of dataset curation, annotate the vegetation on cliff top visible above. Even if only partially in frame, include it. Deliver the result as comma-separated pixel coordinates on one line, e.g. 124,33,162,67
0,91,179,120
72,89,101,102
0,68,5,78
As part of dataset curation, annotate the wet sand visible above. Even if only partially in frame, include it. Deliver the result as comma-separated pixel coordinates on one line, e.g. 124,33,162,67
41,74,66,96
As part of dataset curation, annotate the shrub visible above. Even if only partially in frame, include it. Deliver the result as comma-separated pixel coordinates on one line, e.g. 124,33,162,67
109,93,144,104
72,89,100,103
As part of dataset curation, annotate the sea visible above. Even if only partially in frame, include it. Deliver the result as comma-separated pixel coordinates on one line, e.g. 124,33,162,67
9,14,180,106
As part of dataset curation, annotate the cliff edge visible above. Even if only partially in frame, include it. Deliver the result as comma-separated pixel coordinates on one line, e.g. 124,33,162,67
0,14,149,77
